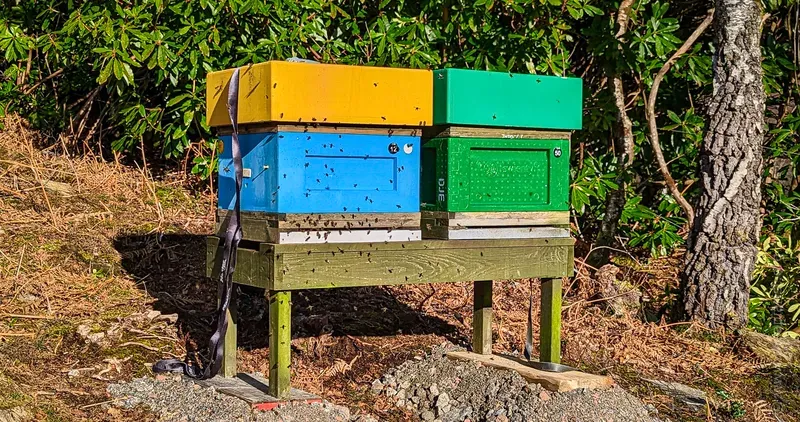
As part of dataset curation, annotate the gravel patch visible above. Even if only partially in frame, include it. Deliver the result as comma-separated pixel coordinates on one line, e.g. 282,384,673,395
372,345,660,422
108,374,376,422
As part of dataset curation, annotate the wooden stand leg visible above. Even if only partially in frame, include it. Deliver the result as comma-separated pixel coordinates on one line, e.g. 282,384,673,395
221,287,238,377
540,277,562,364
269,290,291,399
473,280,493,355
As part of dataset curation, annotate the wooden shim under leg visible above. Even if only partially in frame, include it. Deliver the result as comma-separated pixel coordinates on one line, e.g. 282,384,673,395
221,287,238,377
269,291,292,399
446,352,613,392
473,280,493,355
540,278,562,364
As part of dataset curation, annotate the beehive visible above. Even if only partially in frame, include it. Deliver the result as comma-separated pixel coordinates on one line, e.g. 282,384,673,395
206,61,433,127
420,137,570,213
433,69,582,130
217,129,421,214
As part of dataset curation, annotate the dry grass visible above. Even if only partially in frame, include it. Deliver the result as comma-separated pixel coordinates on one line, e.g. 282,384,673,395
0,114,212,420
0,114,795,422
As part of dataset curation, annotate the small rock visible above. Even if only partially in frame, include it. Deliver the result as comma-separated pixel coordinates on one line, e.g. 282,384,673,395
400,380,411,389
371,379,384,393
429,383,439,398
156,313,179,324
421,410,435,421
436,392,450,408
0,406,30,422
410,396,420,404
496,415,509,422
538,390,551,401
17,293,38,303
395,390,405,401
384,387,397,397
644,379,707,408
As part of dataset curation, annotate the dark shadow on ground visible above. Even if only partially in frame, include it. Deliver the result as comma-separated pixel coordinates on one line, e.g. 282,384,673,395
113,233,466,353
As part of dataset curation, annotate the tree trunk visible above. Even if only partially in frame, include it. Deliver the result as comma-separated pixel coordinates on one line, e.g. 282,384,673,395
588,1,636,269
681,0,765,330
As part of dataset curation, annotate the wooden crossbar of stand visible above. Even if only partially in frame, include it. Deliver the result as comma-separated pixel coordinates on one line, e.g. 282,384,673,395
207,236,573,399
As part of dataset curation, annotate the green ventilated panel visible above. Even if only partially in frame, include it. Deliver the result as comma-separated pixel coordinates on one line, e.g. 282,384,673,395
421,138,570,212
433,69,583,130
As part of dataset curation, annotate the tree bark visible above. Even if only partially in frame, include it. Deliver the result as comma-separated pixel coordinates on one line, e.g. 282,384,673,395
681,0,765,330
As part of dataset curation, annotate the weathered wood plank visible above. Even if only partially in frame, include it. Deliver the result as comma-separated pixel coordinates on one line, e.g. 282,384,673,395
277,229,421,244
221,289,238,378
269,291,292,399
422,226,571,240
207,237,574,290
540,278,562,364
473,281,493,355
217,210,421,242
446,352,614,392
424,126,571,140
422,211,570,227
273,239,573,290
196,373,320,409
272,212,420,229
206,236,272,289
218,124,422,137
272,237,574,251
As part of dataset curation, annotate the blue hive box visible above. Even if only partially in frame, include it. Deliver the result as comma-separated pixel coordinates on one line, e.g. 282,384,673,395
218,131,421,213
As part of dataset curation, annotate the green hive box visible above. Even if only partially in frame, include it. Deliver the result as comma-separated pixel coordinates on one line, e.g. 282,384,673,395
433,69,582,130
421,138,570,212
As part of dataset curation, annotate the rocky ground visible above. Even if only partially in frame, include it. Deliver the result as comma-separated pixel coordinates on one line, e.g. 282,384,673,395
107,344,659,422
108,374,377,422
371,345,659,422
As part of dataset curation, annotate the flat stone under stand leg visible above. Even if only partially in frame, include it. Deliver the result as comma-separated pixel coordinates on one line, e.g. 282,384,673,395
269,290,292,399
539,277,562,364
221,287,238,377
472,280,493,355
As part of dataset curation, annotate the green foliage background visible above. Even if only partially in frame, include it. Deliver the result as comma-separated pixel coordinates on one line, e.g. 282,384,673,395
1,0,799,335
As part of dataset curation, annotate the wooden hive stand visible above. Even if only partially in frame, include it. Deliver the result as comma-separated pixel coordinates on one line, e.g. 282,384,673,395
207,233,575,399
